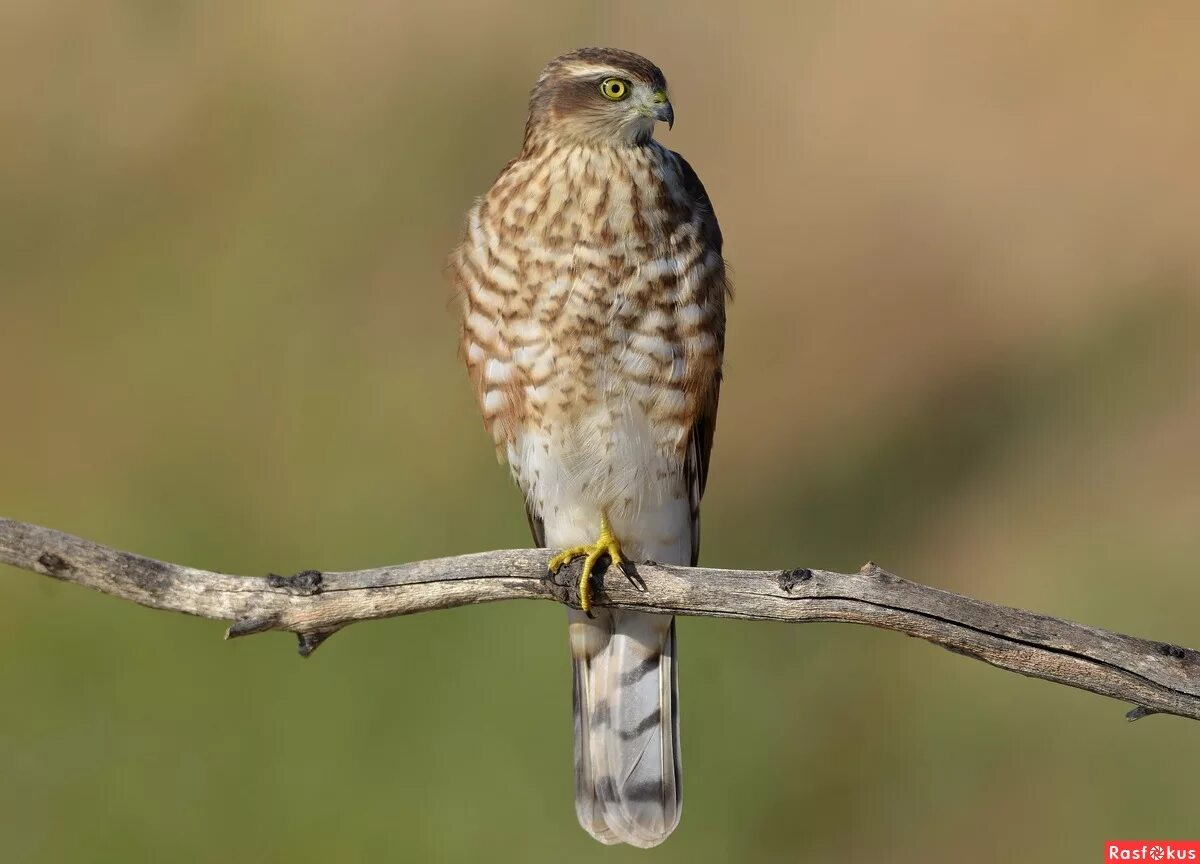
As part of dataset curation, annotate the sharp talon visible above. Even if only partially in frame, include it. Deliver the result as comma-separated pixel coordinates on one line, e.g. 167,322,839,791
618,561,646,591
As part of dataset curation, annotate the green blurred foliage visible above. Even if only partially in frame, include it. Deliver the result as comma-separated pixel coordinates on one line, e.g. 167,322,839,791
2,2,1199,861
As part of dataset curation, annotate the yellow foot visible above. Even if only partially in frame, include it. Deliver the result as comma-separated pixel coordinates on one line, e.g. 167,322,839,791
547,516,626,615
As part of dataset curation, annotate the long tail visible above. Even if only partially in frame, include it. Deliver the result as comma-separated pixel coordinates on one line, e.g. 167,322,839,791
569,608,681,848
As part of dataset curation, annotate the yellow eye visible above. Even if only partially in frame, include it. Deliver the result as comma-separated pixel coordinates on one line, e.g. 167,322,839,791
600,78,629,101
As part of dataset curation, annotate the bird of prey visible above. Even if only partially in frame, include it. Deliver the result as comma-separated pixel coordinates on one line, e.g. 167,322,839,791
452,48,728,848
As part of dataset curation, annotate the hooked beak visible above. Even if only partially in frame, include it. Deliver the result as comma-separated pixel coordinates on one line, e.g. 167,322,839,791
656,101,675,130
652,90,674,130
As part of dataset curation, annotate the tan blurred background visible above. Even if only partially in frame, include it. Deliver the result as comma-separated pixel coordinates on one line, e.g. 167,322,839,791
2,1,1199,861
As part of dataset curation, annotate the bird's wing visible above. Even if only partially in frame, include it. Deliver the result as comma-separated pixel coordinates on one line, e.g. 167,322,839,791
675,152,728,567
525,501,546,548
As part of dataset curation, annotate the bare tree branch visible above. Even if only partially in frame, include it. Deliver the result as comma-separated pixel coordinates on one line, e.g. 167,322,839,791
2,517,1197,722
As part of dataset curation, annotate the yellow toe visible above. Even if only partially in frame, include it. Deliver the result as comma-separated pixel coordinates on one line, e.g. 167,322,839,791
549,516,625,614
548,545,592,574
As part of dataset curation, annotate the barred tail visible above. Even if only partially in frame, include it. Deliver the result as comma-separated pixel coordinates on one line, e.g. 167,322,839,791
570,608,681,848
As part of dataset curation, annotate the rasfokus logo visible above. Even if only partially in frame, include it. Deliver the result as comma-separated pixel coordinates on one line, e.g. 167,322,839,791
1107,841,1200,861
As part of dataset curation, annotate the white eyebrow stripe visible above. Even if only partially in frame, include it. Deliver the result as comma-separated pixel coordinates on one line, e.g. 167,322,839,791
561,64,632,80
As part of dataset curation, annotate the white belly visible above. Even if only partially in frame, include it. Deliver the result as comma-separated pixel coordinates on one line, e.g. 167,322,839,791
508,403,692,564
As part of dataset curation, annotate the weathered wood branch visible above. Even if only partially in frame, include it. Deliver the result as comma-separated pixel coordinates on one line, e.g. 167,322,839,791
2,517,1198,722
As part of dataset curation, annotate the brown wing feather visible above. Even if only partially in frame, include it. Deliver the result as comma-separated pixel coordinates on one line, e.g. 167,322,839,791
525,502,546,548
674,151,728,567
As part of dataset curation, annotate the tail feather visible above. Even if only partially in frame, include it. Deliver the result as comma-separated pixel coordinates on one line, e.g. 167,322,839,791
571,610,619,844
570,608,680,848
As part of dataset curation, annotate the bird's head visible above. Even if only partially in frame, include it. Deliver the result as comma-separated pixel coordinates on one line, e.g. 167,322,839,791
525,48,673,147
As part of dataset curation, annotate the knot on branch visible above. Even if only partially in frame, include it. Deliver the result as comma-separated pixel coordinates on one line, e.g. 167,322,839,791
266,569,323,596
859,561,898,583
37,551,70,578
778,568,812,593
1159,643,1188,661
542,563,583,609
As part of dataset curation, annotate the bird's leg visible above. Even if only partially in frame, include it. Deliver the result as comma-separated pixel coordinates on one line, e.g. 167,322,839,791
547,514,626,614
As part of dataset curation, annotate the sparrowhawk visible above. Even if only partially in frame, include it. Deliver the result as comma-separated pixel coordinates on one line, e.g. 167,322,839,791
452,47,728,848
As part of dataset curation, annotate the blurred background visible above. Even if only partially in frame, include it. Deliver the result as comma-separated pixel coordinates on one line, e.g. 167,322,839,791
2,1,1199,861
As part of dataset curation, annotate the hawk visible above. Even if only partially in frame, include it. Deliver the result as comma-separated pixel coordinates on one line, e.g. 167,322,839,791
452,48,728,848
